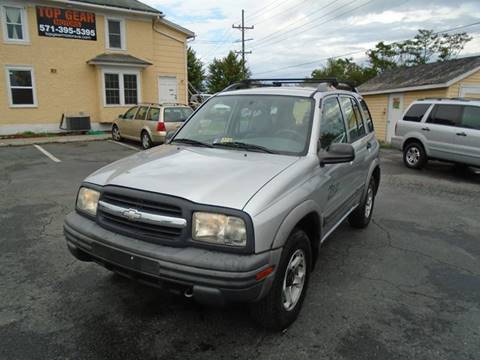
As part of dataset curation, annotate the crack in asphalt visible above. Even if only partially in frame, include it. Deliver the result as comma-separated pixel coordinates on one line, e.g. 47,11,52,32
372,219,477,276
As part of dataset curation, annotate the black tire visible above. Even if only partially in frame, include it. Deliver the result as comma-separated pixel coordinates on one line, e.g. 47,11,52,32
250,228,312,331
141,131,152,149
403,141,427,169
112,125,121,141
348,177,376,229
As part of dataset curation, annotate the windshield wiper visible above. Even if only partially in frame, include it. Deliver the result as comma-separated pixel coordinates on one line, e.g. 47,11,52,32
171,138,213,148
212,141,275,154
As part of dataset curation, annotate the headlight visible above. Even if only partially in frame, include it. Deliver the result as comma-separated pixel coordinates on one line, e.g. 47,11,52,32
192,212,247,247
76,187,100,217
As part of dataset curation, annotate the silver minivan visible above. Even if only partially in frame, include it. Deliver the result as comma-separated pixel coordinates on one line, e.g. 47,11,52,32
392,98,480,169
112,103,193,149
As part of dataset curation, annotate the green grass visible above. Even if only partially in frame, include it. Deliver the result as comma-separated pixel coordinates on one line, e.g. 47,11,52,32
378,141,393,149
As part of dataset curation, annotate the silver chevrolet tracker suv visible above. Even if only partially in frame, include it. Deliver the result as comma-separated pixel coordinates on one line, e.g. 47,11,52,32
64,78,381,330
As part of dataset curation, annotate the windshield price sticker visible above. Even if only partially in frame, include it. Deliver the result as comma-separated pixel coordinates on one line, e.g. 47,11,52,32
36,6,97,41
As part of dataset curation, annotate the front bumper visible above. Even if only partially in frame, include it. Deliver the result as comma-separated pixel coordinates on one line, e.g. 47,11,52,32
390,136,403,150
64,212,281,304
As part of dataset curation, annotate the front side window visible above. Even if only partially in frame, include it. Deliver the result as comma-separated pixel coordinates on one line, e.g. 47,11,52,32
461,106,480,130
173,95,314,156
123,106,138,119
103,72,139,106
107,19,124,49
403,104,431,122
6,67,36,106
427,105,462,127
164,107,193,122
320,97,347,149
3,6,27,42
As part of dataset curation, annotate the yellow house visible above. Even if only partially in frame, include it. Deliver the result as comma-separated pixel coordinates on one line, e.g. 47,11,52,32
0,0,194,135
358,56,480,142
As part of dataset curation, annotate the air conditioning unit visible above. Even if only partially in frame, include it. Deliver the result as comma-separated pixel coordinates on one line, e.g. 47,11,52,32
60,112,91,131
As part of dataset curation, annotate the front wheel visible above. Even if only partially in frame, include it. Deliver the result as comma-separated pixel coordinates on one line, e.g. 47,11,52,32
348,177,376,228
403,142,427,169
112,125,121,141
250,229,311,331
141,131,152,150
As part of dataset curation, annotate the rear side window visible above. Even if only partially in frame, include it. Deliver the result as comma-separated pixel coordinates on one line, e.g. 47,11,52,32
403,104,430,122
164,107,193,122
146,107,160,121
351,98,366,137
339,96,363,142
135,106,148,120
427,105,462,126
461,106,480,130
360,99,374,132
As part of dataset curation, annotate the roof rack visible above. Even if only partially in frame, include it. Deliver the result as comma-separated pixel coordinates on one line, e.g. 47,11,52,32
139,102,188,106
418,97,478,102
222,78,357,94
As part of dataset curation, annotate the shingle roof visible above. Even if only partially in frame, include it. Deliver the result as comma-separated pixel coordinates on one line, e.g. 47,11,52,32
358,55,480,94
87,53,152,66
69,0,162,14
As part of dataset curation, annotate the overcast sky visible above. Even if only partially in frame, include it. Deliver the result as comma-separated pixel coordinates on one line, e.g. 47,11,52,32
143,0,480,77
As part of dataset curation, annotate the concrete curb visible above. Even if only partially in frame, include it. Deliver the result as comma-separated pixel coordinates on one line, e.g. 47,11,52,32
0,134,110,147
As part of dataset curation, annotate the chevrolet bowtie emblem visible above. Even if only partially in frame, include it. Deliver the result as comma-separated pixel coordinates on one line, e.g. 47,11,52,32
121,208,142,221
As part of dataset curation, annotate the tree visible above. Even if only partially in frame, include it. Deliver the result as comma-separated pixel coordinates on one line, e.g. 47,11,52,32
207,51,250,93
311,57,376,86
187,47,206,92
437,32,473,61
366,29,473,73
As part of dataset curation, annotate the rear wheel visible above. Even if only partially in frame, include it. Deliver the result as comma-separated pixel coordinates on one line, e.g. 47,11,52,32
403,141,426,169
112,125,121,141
250,228,311,331
141,131,152,149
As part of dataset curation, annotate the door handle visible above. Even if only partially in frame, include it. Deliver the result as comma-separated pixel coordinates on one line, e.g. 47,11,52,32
366,142,372,150
421,127,430,131
456,132,467,136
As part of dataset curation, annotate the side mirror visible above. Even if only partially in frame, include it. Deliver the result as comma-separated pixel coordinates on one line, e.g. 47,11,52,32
118,114,124,119
319,143,355,167
166,130,176,142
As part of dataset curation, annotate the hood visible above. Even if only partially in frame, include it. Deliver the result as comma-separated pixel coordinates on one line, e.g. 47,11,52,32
85,145,299,210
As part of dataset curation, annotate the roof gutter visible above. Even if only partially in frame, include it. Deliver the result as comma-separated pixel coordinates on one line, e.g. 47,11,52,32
49,0,164,17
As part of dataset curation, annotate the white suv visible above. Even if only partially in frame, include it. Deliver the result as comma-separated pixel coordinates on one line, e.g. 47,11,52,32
392,98,480,169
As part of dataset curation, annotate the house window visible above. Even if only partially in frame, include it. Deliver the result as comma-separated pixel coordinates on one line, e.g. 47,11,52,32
2,5,28,43
123,74,137,104
6,66,36,107
103,71,139,106
106,18,125,49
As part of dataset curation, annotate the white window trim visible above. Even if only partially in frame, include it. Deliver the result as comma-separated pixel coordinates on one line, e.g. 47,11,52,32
1,3,30,44
101,68,141,107
5,65,37,108
104,16,126,51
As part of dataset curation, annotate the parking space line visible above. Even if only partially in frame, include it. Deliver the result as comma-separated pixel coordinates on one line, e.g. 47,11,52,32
108,140,140,151
33,144,61,163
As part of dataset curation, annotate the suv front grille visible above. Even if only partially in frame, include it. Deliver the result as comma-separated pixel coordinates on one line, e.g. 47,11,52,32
97,187,186,245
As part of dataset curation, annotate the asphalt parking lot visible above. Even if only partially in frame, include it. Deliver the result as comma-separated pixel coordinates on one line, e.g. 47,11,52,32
1,141,479,360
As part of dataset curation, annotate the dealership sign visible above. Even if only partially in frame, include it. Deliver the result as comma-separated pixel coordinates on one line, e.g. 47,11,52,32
36,6,97,41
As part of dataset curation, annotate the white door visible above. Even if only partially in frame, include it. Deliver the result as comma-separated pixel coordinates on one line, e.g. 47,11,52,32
386,94,404,142
158,76,177,103
460,85,480,99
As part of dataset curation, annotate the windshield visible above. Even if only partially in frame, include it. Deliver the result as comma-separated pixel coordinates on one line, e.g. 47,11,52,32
173,95,314,155
164,107,193,122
